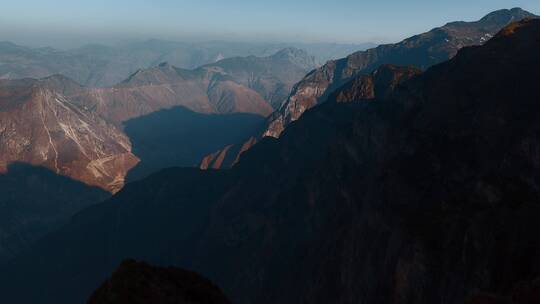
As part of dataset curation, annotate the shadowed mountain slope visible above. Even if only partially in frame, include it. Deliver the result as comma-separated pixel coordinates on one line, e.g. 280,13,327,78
0,163,109,263
123,106,265,181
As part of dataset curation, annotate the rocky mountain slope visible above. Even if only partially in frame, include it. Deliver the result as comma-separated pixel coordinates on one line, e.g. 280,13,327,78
0,77,136,261
202,48,317,109
0,47,309,192
88,260,231,304
0,163,109,263
1,18,539,304
263,7,536,138
0,77,139,192
200,64,421,170
70,63,273,123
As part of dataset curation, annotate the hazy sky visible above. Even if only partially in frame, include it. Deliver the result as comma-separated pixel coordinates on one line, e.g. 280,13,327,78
1,0,539,48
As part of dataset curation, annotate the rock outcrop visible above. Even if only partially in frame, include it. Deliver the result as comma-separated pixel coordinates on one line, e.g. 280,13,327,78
88,260,231,304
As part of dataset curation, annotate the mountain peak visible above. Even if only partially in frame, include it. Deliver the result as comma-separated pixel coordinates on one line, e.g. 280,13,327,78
479,7,537,25
39,73,81,84
271,47,308,59
158,61,173,68
0,41,19,49
270,47,317,70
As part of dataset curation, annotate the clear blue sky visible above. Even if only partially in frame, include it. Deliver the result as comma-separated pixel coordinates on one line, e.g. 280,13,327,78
1,0,539,47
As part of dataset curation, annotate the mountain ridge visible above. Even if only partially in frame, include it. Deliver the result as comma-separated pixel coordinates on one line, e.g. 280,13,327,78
263,7,537,138
199,8,537,170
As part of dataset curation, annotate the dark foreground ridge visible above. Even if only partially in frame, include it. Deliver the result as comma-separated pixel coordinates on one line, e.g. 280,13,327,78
88,259,231,304
1,18,540,304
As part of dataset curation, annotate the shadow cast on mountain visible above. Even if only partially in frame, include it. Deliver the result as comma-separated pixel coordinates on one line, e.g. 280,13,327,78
123,106,266,182
0,162,109,263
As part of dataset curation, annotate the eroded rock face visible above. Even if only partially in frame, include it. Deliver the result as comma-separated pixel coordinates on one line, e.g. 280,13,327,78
0,78,139,192
263,8,537,138
328,64,422,103
198,65,421,170
88,260,231,304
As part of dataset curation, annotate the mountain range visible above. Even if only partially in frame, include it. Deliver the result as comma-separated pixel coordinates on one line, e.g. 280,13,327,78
263,7,537,138
1,16,539,304
0,39,371,87
200,8,537,170
0,47,316,192
0,48,315,263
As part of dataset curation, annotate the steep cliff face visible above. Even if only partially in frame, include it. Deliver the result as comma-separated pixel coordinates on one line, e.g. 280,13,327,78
263,8,537,138
2,19,539,304
0,77,139,192
199,64,421,170
88,260,231,304
327,64,422,103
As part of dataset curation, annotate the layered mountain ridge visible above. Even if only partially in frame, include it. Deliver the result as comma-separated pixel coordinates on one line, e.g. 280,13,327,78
0,47,313,192
0,40,361,87
200,8,537,170
263,7,536,137
1,17,539,304
0,49,308,264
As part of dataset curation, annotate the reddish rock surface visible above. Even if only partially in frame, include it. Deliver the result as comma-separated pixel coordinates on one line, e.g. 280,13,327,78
0,77,139,192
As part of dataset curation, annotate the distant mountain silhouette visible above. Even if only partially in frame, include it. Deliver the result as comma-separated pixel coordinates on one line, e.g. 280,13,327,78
0,40,366,87
1,18,539,304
